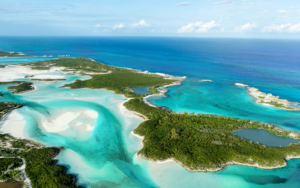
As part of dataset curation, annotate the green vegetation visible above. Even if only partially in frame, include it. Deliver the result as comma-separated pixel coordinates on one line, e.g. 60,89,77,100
25,75,34,78
31,66,50,70
0,81,25,85
0,133,82,187
20,148,83,188
24,57,176,98
0,102,23,119
0,158,23,172
7,82,34,94
259,101,294,110
148,85,160,94
0,50,30,57
0,158,23,181
0,65,6,68
124,99,300,171
0,134,8,142
124,98,163,117
11,141,30,150
263,101,285,108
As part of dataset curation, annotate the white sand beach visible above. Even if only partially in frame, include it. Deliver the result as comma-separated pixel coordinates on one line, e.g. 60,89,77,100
0,110,28,139
33,75,65,79
0,65,65,81
40,109,98,137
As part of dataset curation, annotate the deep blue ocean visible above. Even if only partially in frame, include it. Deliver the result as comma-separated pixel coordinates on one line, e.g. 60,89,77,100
1,37,300,187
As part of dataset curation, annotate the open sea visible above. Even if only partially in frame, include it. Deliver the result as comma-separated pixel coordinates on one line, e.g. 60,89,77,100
0,37,300,187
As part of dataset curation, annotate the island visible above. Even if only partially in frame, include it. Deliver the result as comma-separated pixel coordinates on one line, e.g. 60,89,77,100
6,82,35,94
235,83,300,111
0,81,26,86
22,57,178,98
0,50,30,57
21,58,300,172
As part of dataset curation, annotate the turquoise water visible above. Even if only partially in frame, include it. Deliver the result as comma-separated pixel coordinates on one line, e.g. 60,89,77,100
234,129,299,147
148,80,300,132
0,57,54,65
0,38,300,187
1,68,156,187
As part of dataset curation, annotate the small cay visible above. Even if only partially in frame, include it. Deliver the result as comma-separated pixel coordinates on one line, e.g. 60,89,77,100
235,83,300,111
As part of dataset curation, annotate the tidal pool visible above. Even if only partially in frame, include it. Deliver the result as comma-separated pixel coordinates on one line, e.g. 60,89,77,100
133,86,152,95
234,129,299,147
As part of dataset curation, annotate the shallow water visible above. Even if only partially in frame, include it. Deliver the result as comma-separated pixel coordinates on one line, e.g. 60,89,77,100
234,129,299,147
1,38,300,187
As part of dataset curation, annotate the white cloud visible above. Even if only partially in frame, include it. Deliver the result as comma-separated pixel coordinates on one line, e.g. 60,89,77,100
214,0,246,5
278,10,289,13
95,24,103,28
262,24,292,33
130,20,150,27
258,9,269,14
287,23,300,33
112,23,125,29
178,21,219,33
236,23,258,32
175,2,192,6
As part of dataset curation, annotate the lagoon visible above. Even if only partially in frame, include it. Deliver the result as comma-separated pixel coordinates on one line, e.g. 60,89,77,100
234,129,299,147
133,86,152,95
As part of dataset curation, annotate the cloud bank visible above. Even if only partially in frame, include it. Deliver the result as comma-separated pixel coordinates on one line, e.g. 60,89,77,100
175,2,193,6
178,21,219,33
113,23,125,29
235,23,258,32
130,20,150,27
95,24,103,28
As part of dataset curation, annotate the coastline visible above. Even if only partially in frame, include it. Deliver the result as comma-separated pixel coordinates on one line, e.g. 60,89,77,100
137,152,300,172
2,57,300,180
143,81,183,108
235,83,300,111
6,85,37,95
119,99,148,120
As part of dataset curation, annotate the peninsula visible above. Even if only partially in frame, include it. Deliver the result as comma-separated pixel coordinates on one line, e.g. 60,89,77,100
235,83,300,111
0,50,30,57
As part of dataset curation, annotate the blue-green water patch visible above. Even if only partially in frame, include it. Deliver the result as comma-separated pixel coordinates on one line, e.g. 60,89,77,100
234,129,299,147
133,86,152,95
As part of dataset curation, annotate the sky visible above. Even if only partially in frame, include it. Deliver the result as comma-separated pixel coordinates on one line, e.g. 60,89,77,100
1,0,300,38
